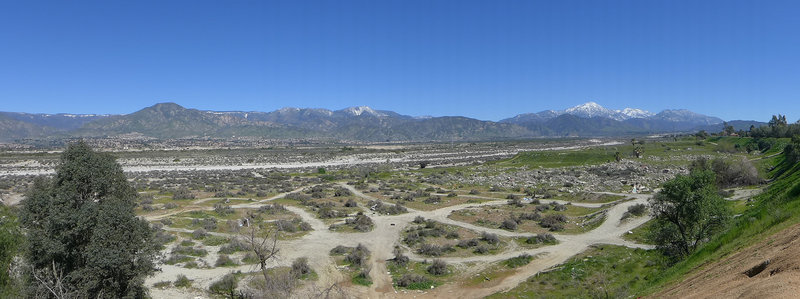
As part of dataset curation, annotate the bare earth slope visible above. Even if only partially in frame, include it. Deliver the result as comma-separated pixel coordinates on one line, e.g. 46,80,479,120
655,222,800,298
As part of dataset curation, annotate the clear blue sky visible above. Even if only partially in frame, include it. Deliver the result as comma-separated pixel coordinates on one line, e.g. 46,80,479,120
1,0,798,122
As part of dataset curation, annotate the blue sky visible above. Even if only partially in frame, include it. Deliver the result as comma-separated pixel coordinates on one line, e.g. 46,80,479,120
0,0,798,122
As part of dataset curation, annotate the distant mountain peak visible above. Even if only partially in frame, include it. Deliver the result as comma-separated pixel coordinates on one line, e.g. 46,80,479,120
617,108,654,119
340,106,386,117
565,102,624,120
277,107,301,113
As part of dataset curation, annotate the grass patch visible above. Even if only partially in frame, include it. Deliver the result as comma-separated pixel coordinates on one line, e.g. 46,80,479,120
489,245,667,298
503,254,534,268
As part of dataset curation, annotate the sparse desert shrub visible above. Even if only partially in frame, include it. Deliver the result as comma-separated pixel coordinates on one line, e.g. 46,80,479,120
345,213,375,232
473,245,489,254
481,232,500,244
469,189,480,195
427,259,448,275
445,231,460,239
518,212,541,221
529,233,557,244
219,238,247,254
345,244,370,267
504,254,533,268
392,246,409,266
424,196,442,204
214,204,234,215
215,254,237,267
192,228,208,239
172,187,195,200
539,214,567,231
344,198,358,207
291,257,312,278
395,274,432,289
551,203,567,211
330,245,349,255
174,275,192,288
500,218,518,230
457,238,480,248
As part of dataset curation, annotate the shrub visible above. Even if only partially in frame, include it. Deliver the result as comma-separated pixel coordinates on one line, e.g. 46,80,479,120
628,203,647,216
518,212,541,221
539,214,567,231
215,254,237,267
500,218,518,230
526,233,557,244
291,257,312,278
209,274,238,298
219,238,247,254
330,245,350,255
174,275,192,288
418,243,445,256
344,199,358,207
345,244,370,267
427,259,448,275
481,232,500,244
173,187,195,200
504,254,533,268
392,246,409,266
473,245,489,254
395,274,432,289
192,228,208,239
457,238,479,248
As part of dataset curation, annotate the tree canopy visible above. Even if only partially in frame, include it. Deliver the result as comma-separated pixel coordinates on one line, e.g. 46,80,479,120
20,142,158,298
648,170,731,258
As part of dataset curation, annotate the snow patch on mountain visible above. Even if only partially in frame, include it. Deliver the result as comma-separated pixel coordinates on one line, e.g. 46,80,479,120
341,106,386,117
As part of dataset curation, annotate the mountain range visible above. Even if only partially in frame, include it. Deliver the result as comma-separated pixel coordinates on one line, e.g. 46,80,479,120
0,102,762,142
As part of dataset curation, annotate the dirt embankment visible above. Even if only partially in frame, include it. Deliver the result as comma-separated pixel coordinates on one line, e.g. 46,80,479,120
654,222,800,298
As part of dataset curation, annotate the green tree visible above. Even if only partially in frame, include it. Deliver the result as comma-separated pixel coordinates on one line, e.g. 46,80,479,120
20,142,158,298
648,170,731,258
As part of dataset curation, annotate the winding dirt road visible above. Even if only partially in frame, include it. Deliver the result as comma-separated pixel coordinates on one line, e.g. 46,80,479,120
145,184,654,299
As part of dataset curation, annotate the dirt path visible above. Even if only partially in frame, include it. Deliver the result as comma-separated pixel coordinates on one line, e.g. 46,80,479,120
145,187,653,299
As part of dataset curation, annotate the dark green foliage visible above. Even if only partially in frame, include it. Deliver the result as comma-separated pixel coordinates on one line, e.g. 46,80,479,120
648,170,732,258
19,142,159,298
784,135,800,165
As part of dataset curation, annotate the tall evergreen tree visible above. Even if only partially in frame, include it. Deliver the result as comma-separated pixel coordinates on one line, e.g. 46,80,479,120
20,142,158,298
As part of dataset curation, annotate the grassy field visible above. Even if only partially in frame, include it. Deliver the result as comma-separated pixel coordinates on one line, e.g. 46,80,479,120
489,245,667,298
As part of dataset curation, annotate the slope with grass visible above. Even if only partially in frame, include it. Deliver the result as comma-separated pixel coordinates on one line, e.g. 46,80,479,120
644,145,800,296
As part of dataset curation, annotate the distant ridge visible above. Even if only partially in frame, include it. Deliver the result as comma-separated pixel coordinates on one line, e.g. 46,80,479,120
0,102,761,142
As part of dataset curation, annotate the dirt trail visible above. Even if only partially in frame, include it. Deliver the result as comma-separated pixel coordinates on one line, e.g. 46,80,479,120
146,187,654,299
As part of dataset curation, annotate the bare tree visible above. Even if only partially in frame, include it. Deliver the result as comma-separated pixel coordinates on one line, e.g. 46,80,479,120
32,262,75,299
241,224,280,284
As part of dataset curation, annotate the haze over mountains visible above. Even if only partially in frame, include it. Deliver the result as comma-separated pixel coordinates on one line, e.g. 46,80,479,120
0,102,762,142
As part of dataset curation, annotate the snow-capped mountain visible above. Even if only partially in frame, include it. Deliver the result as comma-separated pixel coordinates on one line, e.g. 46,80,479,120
564,102,630,121
527,102,654,121
617,108,655,119
338,106,387,117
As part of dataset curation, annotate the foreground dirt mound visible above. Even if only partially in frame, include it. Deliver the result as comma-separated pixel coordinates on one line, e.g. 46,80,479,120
655,222,800,298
